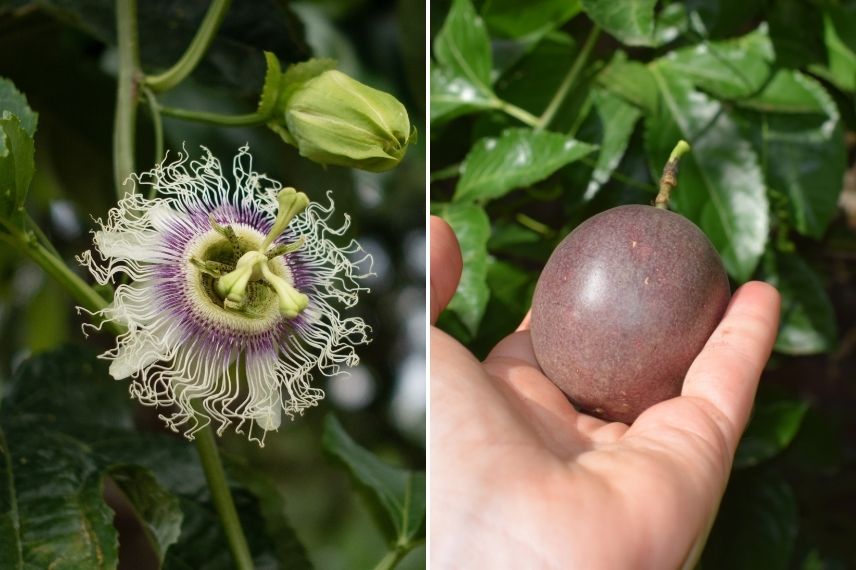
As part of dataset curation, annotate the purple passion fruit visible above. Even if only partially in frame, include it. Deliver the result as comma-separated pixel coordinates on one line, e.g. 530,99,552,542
530,205,730,424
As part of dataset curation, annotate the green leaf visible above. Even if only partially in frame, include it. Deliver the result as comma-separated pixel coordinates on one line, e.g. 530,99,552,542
809,12,856,93
0,77,38,137
736,72,844,239
1,348,311,569
438,203,491,335
256,51,283,117
759,248,837,355
430,65,498,125
596,52,659,113
322,415,425,546
703,468,798,570
735,400,809,469
652,2,686,47
581,0,656,46
829,2,856,56
645,64,769,282
582,89,641,201
454,128,596,202
660,27,774,100
0,421,120,570
108,465,183,562
0,115,35,228
482,0,580,38
431,0,497,124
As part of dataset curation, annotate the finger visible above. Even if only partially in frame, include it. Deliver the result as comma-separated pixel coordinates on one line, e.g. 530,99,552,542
516,310,531,332
485,329,539,367
680,280,781,452
430,216,463,324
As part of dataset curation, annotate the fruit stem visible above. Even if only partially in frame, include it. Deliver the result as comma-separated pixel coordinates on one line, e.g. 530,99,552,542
655,140,691,210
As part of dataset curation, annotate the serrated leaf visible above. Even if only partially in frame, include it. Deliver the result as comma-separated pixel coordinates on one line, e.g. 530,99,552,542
735,72,844,239
581,0,656,46
438,203,491,335
596,52,659,113
108,465,183,562
0,77,38,137
659,27,774,100
735,400,809,469
582,89,641,201
645,64,769,282
256,51,283,117
482,0,580,38
760,248,837,355
323,415,425,546
703,468,798,570
0,115,35,228
454,128,596,202
652,3,686,47
431,0,497,125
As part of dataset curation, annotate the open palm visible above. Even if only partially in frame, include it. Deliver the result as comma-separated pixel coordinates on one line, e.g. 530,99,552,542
430,217,781,569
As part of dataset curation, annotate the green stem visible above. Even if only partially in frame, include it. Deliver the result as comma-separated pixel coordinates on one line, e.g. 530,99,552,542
194,424,254,570
143,87,164,161
0,227,117,332
430,162,461,182
159,105,269,126
25,213,61,258
114,0,141,199
145,0,233,92
372,545,410,570
655,140,691,209
536,26,601,131
495,100,540,128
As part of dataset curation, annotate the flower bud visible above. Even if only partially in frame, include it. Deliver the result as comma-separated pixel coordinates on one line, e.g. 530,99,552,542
282,70,414,172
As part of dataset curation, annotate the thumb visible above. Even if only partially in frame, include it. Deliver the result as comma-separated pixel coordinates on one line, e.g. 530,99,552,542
430,216,463,324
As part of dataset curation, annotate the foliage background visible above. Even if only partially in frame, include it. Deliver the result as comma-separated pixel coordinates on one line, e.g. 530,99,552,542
431,0,855,567
0,0,425,568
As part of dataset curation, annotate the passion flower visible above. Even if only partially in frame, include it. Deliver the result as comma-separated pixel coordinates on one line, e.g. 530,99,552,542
79,146,372,444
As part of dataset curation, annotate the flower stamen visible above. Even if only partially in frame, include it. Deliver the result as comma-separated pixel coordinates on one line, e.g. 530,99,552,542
214,187,311,318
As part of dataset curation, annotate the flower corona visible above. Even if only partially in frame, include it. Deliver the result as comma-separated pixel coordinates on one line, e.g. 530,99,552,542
79,146,372,444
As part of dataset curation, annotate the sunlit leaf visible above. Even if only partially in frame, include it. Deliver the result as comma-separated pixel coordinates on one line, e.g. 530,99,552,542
736,72,844,239
760,248,837,355
581,0,656,46
644,64,769,282
323,415,425,545
735,400,809,469
454,128,596,202
660,27,774,100
596,52,659,113
809,12,856,93
582,89,641,201
432,0,497,124
438,203,491,335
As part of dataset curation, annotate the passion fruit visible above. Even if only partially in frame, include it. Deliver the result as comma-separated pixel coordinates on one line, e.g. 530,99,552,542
529,142,730,424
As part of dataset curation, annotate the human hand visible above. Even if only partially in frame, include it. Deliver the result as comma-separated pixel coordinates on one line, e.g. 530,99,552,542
429,216,781,569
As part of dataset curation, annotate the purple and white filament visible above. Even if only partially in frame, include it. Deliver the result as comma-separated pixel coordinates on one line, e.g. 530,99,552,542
79,146,372,444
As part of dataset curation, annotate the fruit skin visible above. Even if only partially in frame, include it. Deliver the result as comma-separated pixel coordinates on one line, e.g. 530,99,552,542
530,205,731,424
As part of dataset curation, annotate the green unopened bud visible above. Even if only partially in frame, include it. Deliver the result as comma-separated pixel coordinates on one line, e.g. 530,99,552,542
282,70,414,173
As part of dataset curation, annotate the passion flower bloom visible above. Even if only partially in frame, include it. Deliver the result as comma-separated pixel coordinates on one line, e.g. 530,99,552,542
79,146,372,444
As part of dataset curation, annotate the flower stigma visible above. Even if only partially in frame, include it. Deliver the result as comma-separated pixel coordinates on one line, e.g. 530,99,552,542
78,146,373,444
